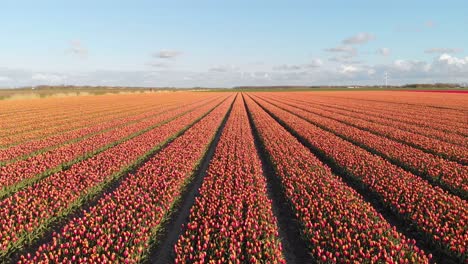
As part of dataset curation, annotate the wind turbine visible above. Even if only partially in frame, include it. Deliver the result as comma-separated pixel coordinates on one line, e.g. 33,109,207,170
384,71,389,88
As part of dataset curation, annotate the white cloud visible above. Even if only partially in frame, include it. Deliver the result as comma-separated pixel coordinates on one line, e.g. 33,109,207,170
148,62,169,68
209,65,240,72
328,55,362,64
393,60,410,71
437,54,468,67
324,46,358,63
306,58,323,68
393,59,430,72
274,59,322,71
377,48,391,56
0,76,12,82
153,50,182,59
340,65,360,74
342,32,375,45
3,52,468,88
31,73,65,84
67,40,88,58
273,64,302,71
425,48,463,54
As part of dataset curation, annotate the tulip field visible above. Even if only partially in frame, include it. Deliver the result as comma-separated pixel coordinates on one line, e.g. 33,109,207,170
0,90,466,263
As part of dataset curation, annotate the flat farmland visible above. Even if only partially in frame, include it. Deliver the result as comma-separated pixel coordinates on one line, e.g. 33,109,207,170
0,91,466,263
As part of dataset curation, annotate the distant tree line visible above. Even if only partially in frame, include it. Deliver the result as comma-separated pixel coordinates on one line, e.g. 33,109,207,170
402,83,461,89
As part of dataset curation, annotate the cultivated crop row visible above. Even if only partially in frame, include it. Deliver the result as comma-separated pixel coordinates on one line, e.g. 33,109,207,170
256,95,468,198
0,98,125,129
0,97,218,199
175,96,284,263
244,95,429,263
0,93,192,129
0,97,208,163
251,95,467,261
18,95,234,263
0,95,200,147
316,99,467,137
271,95,467,147
0,91,464,263
0,96,228,259
0,101,146,136
318,91,467,112
263,95,467,165
0,102,158,145
289,93,467,132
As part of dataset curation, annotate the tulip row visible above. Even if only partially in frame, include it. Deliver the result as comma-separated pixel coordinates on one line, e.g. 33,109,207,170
0,97,125,130
0,97,184,147
0,95,218,163
0,96,228,259
0,93,129,118
244,95,429,263
18,95,235,263
319,91,467,114
273,95,467,147
0,99,153,141
0,109,148,148
0,92,187,131
0,99,142,131
0,97,219,200
0,101,175,162
175,96,285,263
0,93,211,143
306,97,468,139
283,93,467,134
257,95,468,198
251,95,468,261
264,95,468,165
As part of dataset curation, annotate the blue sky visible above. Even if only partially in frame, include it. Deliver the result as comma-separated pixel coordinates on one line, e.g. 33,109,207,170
1,0,467,87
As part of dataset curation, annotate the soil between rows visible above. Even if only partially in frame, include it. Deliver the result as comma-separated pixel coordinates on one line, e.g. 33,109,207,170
243,93,316,264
